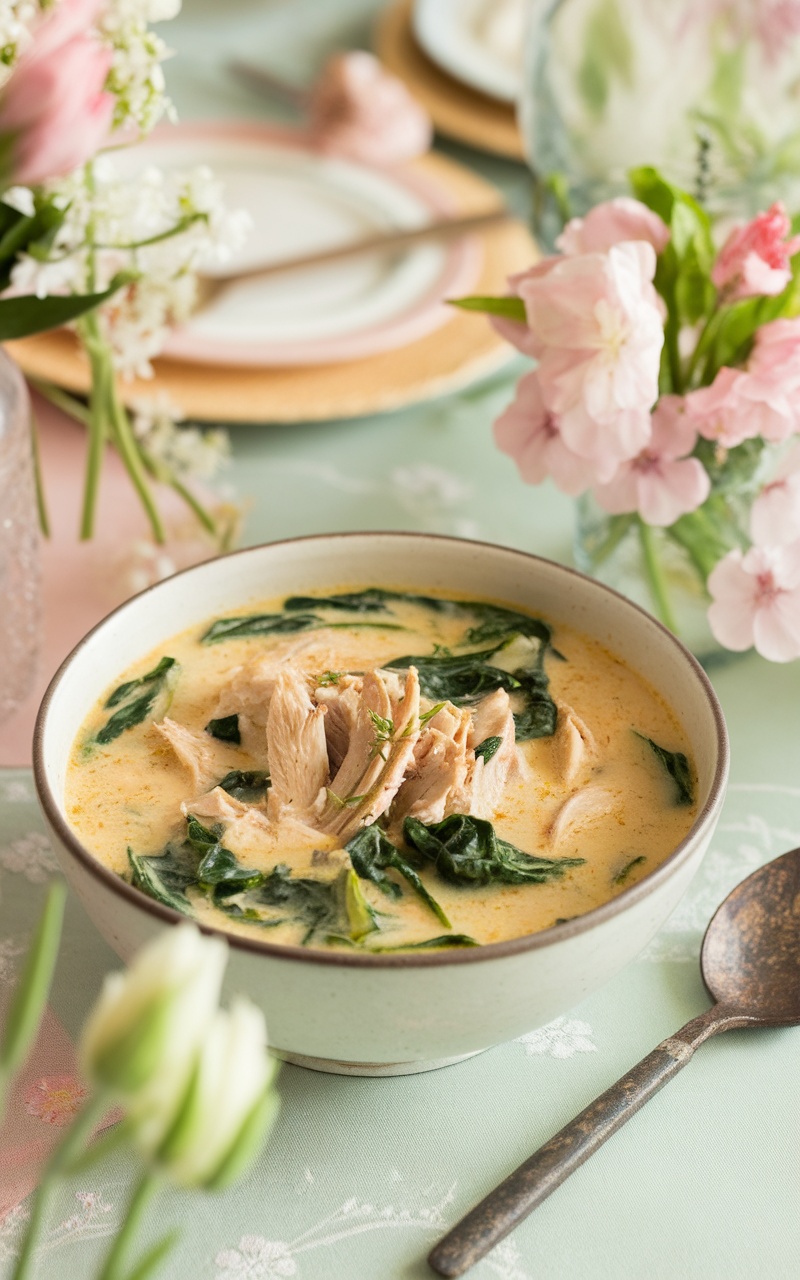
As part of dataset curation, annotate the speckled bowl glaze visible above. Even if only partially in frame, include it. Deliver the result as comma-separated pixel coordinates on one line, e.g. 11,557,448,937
34,534,729,1076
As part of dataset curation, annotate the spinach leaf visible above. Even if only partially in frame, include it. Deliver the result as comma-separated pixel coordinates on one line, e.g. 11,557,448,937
512,668,558,741
218,770,270,803
94,656,179,745
367,933,478,952
283,588,464,616
462,606,552,648
127,843,197,914
474,736,502,763
205,714,241,744
185,815,264,898
613,856,647,885
201,613,320,644
635,733,694,806
252,864,377,944
346,825,451,927
404,814,585,887
388,648,521,702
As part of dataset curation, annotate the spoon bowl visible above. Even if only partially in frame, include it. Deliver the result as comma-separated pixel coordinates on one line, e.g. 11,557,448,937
702,845,800,1025
429,845,800,1277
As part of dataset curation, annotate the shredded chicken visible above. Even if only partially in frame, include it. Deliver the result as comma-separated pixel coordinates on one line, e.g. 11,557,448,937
180,786,250,823
390,701,471,827
548,785,617,844
152,718,219,793
266,667,330,819
314,675,363,774
552,700,597,787
447,689,518,820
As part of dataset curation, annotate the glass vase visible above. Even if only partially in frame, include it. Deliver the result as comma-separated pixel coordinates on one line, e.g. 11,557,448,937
573,494,750,666
521,0,800,246
0,349,41,722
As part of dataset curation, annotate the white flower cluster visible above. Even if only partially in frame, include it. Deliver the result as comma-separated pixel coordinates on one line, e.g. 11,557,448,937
12,159,250,375
98,0,182,136
131,392,229,480
0,0,46,82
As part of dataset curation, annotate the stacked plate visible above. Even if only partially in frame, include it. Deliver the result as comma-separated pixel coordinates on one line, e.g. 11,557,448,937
9,122,533,423
375,0,526,161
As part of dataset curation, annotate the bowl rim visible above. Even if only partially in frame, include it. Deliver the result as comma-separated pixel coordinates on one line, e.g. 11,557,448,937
33,530,730,970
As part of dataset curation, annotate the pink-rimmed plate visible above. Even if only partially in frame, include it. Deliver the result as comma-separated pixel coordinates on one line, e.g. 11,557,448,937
110,121,483,367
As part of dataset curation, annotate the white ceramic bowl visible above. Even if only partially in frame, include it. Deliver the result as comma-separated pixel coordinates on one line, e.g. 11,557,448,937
34,534,728,1076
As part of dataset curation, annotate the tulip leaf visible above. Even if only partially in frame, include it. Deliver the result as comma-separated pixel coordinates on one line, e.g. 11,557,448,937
346,825,451,927
634,732,694,806
0,272,137,340
448,295,527,321
404,814,585,886
0,881,66,1080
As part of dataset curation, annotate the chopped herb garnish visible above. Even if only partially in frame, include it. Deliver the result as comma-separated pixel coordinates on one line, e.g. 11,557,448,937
613,856,647,885
367,709,395,760
419,701,446,727
318,671,342,686
326,788,367,810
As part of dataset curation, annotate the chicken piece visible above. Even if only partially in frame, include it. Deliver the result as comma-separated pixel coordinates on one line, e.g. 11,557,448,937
317,668,421,841
551,700,597,787
180,786,249,823
389,700,471,827
548,785,617,844
152,718,219,793
265,667,330,819
446,689,518,820
314,675,363,773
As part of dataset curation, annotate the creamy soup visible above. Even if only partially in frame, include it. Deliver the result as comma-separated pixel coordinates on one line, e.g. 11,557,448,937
66,587,697,952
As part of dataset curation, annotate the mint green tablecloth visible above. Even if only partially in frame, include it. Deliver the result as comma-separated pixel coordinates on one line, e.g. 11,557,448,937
1,2,798,1276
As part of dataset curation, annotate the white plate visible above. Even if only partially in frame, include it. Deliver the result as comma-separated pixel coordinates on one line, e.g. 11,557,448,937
110,122,481,367
413,0,524,104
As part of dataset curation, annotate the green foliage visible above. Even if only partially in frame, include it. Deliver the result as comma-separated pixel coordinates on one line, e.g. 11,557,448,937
613,856,647,885
217,770,270,803
635,733,695,806
474,736,503,764
201,613,320,643
204,714,240,744
577,0,633,118
128,843,198,914
346,825,451,927
404,814,585,887
448,295,527,322
93,657,178,745
367,934,478,952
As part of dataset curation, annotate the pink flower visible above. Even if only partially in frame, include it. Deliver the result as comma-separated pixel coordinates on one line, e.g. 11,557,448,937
493,371,613,497
594,395,710,526
707,541,800,661
309,52,432,166
515,242,663,464
711,203,800,301
750,443,800,545
755,1,800,61
24,1075,88,1126
686,357,800,447
0,0,113,188
557,198,670,257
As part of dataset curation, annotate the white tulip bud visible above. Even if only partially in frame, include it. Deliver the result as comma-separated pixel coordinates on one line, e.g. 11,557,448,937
80,924,228,1141
152,997,279,1188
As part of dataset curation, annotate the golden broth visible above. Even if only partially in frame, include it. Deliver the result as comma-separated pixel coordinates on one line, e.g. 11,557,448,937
65,588,697,952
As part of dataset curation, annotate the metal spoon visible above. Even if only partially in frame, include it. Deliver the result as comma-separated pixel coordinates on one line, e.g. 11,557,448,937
428,846,800,1278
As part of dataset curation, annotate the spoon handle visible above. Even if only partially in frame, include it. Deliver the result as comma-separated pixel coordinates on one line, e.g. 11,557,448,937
428,1007,730,1279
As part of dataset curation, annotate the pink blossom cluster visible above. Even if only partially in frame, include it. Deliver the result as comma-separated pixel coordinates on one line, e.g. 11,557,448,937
496,198,800,532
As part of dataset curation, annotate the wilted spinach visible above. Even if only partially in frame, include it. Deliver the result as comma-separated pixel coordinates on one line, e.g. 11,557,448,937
94,656,179,745
250,864,377,944
387,648,521,702
128,843,197,914
366,933,478,951
205,714,241,744
201,613,320,644
474,736,502,763
404,814,585,887
635,733,694,806
613,856,647,885
346,825,451,927
217,770,270,803
462,605,552,648
186,815,264,898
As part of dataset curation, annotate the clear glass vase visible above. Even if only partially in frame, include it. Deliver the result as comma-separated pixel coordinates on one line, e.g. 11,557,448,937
521,0,800,245
0,350,41,722
573,494,750,666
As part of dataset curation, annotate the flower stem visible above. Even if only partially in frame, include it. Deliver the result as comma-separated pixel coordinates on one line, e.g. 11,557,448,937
29,379,91,427
78,316,111,540
11,1091,109,1280
96,1168,162,1280
28,406,50,539
638,519,679,634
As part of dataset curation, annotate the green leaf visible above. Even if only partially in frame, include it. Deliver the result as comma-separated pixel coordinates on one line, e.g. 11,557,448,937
388,648,522,702
635,732,695,806
341,868,379,941
404,814,585,887
205,713,241,744
462,606,552,648
367,934,478,952
128,844,197,914
474,735,503,763
613,855,647,885
93,657,178,745
201,613,320,643
577,0,633,118
0,881,66,1082
217,770,270,803
346,825,451,927
0,272,136,341
448,294,527,321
